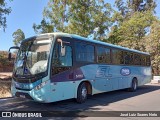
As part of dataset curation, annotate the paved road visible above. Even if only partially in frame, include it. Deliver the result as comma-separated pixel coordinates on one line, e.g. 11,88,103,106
0,83,160,120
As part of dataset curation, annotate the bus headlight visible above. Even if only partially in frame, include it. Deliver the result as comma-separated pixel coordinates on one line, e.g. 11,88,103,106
34,81,48,90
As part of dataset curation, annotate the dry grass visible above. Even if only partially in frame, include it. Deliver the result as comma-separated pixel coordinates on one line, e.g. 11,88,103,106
0,74,12,98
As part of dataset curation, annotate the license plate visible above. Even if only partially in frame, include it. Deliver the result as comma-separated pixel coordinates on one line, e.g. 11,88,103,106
19,95,25,98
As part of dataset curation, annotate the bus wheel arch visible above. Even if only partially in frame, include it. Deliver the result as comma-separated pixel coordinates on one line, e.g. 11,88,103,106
76,81,92,103
129,77,138,92
85,81,92,96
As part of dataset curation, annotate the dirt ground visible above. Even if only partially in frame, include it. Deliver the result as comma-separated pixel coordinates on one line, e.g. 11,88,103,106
0,72,12,98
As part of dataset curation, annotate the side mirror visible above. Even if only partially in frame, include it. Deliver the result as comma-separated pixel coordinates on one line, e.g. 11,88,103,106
8,52,12,61
61,46,66,56
57,39,66,56
8,46,20,61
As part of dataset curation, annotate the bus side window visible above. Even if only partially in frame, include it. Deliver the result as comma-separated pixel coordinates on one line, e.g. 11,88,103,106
146,56,151,66
97,47,106,63
124,51,130,65
97,46,111,64
141,55,146,66
129,53,134,65
52,41,73,75
75,42,94,63
105,48,111,63
112,49,123,64
134,54,141,65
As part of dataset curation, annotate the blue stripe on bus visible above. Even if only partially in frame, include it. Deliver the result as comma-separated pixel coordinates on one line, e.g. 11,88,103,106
51,68,85,82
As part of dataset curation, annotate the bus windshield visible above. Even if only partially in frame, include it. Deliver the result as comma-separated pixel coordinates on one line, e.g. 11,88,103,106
14,37,52,76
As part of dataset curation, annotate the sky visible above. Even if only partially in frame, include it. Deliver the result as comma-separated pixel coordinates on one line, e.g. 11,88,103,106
0,0,48,51
0,0,160,51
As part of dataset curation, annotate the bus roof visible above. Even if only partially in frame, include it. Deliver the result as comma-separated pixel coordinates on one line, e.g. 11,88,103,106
34,32,150,55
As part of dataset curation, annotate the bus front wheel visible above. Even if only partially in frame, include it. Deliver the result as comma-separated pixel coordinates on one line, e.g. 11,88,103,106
76,82,88,103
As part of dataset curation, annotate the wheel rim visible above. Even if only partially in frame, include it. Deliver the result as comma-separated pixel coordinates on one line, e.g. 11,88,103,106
81,87,87,99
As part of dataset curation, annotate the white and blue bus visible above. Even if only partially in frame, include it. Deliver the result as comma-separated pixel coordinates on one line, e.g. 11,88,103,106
9,32,152,103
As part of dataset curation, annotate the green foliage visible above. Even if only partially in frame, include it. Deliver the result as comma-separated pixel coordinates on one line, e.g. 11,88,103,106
108,0,157,49
12,29,25,46
144,19,160,75
43,0,72,32
68,0,113,39
114,0,156,16
33,19,54,34
0,0,11,31
0,51,10,66
35,0,113,39
117,11,155,50
113,0,156,26
104,25,121,44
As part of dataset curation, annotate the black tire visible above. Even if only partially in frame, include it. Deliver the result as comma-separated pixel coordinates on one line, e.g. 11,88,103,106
76,82,88,103
129,78,138,92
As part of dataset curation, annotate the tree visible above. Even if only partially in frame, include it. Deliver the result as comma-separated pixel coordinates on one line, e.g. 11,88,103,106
114,0,156,18
117,11,155,50
12,29,25,46
144,19,160,75
0,0,11,31
128,0,156,12
35,0,113,40
111,0,156,27
104,25,121,44
43,0,72,32
67,0,113,39
108,0,156,46
33,19,53,34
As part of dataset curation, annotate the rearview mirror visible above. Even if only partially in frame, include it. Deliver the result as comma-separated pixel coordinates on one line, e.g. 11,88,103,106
8,52,11,61
8,46,20,61
57,39,66,56
61,46,66,56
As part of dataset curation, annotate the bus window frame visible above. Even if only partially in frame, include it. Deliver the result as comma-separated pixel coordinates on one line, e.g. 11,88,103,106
50,36,74,77
74,40,96,65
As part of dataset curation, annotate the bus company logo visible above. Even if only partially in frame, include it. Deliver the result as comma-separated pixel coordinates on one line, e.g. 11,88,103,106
76,74,84,79
96,66,112,78
120,68,131,76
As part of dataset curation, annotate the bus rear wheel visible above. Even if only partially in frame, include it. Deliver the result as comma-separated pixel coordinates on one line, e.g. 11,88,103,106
76,82,88,103
129,78,138,92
